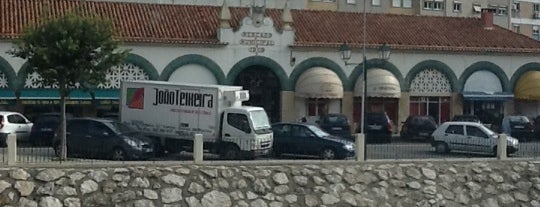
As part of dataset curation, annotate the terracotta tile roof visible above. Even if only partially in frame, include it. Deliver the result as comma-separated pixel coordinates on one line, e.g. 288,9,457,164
2,0,540,53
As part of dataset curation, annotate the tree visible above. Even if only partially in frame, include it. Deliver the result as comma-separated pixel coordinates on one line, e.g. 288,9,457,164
9,11,130,160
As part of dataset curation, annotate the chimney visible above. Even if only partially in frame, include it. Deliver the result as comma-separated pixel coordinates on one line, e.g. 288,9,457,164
481,8,496,30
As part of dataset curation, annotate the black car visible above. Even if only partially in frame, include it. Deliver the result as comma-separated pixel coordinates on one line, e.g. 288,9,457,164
29,113,73,146
502,115,534,141
318,113,352,139
400,115,437,141
53,118,154,160
359,112,393,143
271,123,355,159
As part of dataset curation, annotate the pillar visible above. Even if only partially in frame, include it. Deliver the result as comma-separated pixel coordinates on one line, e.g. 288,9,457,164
280,91,296,122
398,92,410,133
451,92,463,118
342,92,353,132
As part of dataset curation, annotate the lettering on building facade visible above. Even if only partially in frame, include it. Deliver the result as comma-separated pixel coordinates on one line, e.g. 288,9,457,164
239,32,275,54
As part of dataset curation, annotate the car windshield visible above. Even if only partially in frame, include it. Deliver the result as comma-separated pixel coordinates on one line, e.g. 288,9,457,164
508,116,529,123
322,115,348,125
249,110,271,130
306,125,330,137
104,121,137,134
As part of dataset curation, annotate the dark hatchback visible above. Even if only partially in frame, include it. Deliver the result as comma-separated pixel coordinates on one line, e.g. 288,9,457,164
360,112,393,143
502,115,534,141
29,113,73,146
400,115,438,141
271,123,355,159
53,118,154,161
318,113,352,139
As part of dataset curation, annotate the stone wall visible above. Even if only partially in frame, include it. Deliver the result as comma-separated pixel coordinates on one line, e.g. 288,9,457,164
0,160,539,207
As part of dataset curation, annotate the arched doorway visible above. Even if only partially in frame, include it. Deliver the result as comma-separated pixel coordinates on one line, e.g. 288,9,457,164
234,66,281,123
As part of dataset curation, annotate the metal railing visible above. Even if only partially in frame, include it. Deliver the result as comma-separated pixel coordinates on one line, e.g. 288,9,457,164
1,133,538,166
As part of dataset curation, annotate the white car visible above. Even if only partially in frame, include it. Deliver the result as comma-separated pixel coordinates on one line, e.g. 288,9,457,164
431,121,518,156
0,111,33,146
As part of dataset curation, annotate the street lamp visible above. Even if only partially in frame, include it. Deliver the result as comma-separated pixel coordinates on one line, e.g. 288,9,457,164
339,42,391,160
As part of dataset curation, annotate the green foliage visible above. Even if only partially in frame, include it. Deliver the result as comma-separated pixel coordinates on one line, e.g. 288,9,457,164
9,11,130,93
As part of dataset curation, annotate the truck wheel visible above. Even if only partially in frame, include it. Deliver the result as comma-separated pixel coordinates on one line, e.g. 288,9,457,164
320,148,336,160
222,145,241,160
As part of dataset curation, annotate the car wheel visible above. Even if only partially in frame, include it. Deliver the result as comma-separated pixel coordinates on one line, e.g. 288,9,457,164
435,142,449,154
320,148,336,160
222,145,241,160
111,148,127,161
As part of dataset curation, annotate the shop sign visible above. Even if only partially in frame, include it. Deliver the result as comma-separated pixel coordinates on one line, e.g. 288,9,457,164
98,100,119,105
239,32,275,55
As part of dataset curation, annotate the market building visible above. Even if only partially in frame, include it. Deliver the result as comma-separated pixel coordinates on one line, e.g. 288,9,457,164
1,0,540,132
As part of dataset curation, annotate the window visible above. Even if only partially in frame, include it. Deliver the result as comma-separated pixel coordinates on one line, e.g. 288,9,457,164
534,4,540,12
497,7,507,16
403,0,412,8
347,0,355,4
227,113,251,133
311,0,336,2
445,125,464,135
473,3,481,13
7,114,26,124
533,26,539,40
392,0,401,7
371,0,380,6
513,24,520,33
466,126,487,138
423,0,443,10
453,2,462,12
291,125,314,138
306,99,329,117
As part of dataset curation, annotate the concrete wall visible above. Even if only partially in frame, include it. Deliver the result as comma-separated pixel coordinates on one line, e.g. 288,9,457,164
0,160,539,206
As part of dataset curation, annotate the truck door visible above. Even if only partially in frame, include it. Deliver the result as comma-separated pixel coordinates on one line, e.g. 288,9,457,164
222,112,253,150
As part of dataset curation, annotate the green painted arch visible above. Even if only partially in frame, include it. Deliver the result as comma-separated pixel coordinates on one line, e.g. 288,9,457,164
0,57,17,90
510,62,540,91
226,56,288,90
161,54,226,84
125,53,159,80
290,57,349,92
404,60,459,92
349,59,404,92
16,62,32,90
460,61,510,92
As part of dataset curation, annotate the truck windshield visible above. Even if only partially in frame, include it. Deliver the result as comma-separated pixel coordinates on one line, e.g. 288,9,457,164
249,110,271,131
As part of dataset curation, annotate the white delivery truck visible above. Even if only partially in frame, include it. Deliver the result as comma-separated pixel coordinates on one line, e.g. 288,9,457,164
119,80,273,159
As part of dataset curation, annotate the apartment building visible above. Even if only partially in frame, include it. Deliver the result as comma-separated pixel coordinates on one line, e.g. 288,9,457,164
511,0,540,40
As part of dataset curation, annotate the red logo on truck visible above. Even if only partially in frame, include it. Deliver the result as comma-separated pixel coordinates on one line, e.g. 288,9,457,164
127,88,144,109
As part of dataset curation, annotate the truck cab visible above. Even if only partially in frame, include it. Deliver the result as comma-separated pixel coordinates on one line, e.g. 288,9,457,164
221,106,273,159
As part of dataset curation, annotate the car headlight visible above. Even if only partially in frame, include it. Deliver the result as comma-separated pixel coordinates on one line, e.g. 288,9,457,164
343,144,355,151
123,137,143,150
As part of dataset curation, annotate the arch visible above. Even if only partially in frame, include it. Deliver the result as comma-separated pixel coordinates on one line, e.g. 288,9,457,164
349,58,404,92
460,61,510,92
226,56,288,90
125,53,159,80
0,57,18,90
290,57,349,91
161,54,226,84
404,60,459,92
510,62,540,91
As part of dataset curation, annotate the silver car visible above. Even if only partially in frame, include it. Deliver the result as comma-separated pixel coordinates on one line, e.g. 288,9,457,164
431,121,519,156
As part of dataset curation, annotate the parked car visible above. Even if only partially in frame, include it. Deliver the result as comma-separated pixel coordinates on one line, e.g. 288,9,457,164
0,111,33,147
29,113,73,146
317,113,352,139
400,115,437,141
431,121,519,156
53,117,154,161
271,122,355,159
451,114,481,123
358,112,393,143
501,115,535,141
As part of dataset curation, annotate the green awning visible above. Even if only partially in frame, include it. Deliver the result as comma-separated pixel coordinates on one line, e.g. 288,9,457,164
19,89,92,100
0,89,16,100
91,90,119,100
